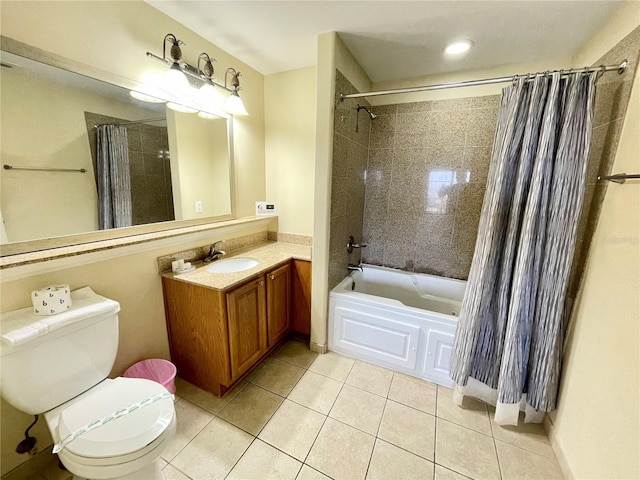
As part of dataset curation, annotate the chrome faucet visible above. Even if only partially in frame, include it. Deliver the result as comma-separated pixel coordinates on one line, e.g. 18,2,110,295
347,264,363,272
203,240,226,262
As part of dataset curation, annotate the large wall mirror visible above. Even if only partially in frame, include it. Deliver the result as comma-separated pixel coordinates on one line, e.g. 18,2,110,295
0,38,235,257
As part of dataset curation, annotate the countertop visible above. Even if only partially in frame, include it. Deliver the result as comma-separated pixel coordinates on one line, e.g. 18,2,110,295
160,242,311,290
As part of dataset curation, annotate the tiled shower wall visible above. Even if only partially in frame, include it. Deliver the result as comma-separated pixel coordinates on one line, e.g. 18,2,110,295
569,25,640,297
328,71,371,288
361,96,500,280
85,112,175,226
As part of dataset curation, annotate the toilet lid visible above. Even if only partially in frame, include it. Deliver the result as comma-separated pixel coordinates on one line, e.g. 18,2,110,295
58,377,174,458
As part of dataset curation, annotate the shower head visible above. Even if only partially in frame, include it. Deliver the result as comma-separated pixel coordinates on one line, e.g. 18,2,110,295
357,104,377,120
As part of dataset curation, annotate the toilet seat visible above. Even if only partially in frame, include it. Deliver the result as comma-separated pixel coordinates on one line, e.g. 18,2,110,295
55,377,174,461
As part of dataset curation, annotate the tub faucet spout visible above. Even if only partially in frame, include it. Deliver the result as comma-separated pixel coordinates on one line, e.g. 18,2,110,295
347,264,363,272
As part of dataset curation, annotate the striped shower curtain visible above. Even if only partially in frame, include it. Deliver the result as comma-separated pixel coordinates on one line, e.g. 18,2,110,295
449,71,598,425
96,125,132,230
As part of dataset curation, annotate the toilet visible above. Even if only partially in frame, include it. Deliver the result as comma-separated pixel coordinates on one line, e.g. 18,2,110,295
0,287,176,479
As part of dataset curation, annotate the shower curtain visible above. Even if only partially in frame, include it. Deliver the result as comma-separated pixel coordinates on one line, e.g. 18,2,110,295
450,71,599,425
96,124,132,229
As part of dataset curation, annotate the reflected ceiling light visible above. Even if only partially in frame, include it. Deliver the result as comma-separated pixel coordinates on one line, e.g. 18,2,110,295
167,102,198,113
224,68,248,116
444,40,474,55
146,34,248,116
197,111,219,119
129,90,166,103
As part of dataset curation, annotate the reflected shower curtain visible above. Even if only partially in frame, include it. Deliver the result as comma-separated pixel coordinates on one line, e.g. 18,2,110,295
450,71,598,425
96,125,132,229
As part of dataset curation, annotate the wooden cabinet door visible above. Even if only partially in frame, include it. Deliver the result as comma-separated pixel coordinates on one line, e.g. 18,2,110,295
291,260,311,336
266,263,291,347
227,277,267,380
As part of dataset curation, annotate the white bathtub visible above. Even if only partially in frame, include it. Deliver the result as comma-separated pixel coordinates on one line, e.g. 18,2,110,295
328,265,466,387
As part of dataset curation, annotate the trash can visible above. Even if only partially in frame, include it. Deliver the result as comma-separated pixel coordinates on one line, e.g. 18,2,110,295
123,359,177,394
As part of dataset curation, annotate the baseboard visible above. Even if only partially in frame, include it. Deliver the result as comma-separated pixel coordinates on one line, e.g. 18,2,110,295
309,342,327,354
543,414,574,480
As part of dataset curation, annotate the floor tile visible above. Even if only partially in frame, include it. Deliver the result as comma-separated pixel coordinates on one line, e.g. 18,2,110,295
306,417,375,480
378,399,436,461
227,439,302,480
171,417,253,480
346,360,394,397
288,370,343,414
218,384,283,435
496,439,565,480
245,356,272,382
490,411,556,458
329,384,386,435
259,399,326,461
437,386,491,435
162,463,191,480
296,465,331,480
275,340,319,368
388,372,437,415
161,398,214,461
174,377,241,415
435,418,500,480
434,464,471,480
366,438,435,480
252,358,306,396
308,351,355,382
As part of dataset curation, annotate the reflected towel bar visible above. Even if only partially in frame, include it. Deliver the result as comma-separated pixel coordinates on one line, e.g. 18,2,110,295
3,164,87,173
598,173,640,184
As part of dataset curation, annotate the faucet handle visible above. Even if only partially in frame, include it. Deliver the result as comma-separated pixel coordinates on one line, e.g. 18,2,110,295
213,240,225,250
346,236,367,254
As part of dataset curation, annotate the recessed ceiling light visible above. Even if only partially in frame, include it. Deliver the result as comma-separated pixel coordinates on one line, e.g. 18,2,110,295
444,40,474,55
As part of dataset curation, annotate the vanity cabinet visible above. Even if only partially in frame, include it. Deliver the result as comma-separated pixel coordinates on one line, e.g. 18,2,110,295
162,260,304,396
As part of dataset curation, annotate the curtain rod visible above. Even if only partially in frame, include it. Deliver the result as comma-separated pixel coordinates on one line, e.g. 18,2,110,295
94,117,166,128
340,60,628,101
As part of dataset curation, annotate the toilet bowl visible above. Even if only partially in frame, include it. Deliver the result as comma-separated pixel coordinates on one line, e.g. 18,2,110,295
45,377,176,479
0,287,176,480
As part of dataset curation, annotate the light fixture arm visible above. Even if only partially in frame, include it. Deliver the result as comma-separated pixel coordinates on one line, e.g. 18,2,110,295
197,53,216,82
225,68,241,91
162,33,184,64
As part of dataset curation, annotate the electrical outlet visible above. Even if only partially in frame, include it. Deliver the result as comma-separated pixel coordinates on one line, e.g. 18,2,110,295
195,201,203,213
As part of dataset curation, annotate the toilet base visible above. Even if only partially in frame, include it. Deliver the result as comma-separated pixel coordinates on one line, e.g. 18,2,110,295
72,459,165,480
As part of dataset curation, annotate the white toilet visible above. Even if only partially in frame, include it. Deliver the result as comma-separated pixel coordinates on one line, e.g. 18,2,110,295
0,287,176,479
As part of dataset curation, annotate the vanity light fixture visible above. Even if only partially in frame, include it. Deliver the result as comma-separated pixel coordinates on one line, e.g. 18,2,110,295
444,40,474,55
144,33,248,116
224,68,248,116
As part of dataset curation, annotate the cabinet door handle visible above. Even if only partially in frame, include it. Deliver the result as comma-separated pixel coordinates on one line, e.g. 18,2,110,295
258,280,265,286
269,274,275,280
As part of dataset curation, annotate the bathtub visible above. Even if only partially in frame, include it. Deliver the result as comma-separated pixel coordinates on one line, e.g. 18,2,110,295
328,265,466,387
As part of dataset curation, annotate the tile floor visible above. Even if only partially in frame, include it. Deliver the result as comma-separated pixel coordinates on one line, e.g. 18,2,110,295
29,340,565,480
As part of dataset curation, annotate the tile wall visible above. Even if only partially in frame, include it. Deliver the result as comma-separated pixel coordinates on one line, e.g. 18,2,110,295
569,25,640,297
84,112,175,226
328,71,372,288
361,96,500,280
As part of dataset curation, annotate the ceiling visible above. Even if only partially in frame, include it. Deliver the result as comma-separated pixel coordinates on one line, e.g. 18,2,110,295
146,1,629,83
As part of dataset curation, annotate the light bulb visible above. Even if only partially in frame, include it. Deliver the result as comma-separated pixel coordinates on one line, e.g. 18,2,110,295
197,83,226,111
198,111,218,119
224,92,248,116
161,66,190,94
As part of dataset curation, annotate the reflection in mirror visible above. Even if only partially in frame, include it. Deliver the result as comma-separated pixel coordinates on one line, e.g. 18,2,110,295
0,49,233,247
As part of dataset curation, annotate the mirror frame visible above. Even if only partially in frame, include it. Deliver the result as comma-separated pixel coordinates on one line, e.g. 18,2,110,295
0,36,236,258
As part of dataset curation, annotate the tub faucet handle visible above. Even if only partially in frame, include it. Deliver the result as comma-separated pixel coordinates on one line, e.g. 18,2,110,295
346,236,367,254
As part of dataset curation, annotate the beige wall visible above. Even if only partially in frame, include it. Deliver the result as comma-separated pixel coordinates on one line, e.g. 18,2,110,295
546,7,640,479
265,67,317,237
0,67,160,242
0,1,268,476
167,111,231,219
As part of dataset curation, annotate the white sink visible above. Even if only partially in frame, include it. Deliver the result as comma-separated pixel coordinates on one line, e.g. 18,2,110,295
206,257,259,274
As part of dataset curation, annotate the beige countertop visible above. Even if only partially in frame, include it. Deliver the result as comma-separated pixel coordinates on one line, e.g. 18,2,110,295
161,242,311,290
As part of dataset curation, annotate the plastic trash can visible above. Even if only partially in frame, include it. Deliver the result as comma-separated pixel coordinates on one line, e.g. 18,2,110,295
123,359,177,394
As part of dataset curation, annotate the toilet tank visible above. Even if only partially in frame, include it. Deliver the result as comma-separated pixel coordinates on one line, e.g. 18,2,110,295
0,287,120,415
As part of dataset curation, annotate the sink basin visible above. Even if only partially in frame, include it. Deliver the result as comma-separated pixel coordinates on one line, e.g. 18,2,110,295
206,257,259,274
